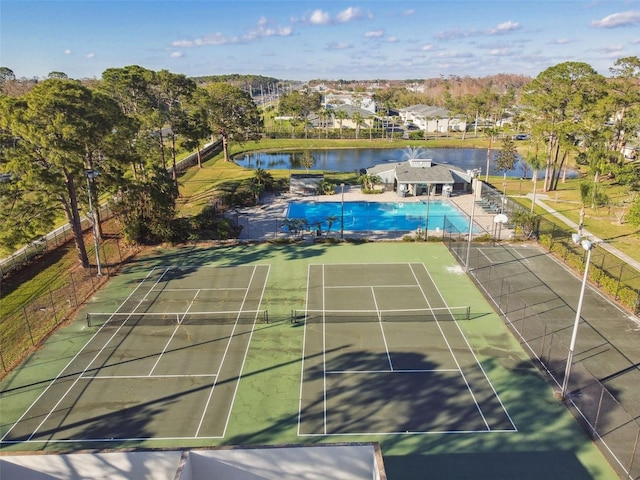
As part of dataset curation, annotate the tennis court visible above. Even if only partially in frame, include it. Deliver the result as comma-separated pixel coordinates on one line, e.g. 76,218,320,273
0,243,619,479
1,264,269,443
298,263,516,436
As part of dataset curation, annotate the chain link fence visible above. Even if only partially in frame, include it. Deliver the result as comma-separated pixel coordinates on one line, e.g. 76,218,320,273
445,236,640,480
0,236,139,377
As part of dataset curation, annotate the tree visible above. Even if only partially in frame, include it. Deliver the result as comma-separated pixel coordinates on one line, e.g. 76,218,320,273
351,111,364,140
334,109,348,139
495,136,518,173
0,79,123,267
204,82,262,162
48,71,69,79
111,166,178,244
523,147,546,213
278,89,321,139
522,62,607,192
357,173,382,191
176,87,211,168
152,70,197,180
300,150,315,172
608,57,640,154
0,67,16,92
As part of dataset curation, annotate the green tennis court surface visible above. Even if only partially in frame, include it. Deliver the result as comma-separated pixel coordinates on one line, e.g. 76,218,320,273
299,263,515,435
0,243,618,479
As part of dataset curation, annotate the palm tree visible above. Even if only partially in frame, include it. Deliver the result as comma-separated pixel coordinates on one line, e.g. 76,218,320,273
357,173,382,191
351,111,364,140
524,147,546,213
334,109,348,139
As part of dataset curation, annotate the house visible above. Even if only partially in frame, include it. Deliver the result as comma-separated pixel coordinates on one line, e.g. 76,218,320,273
324,93,376,113
366,158,474,197
398,104,466,133
328,104,376,130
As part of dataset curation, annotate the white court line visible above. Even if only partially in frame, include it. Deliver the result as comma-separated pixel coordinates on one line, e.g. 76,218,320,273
80,374,218,379
297,264,314,437
3,267,171,443
371,286,394,371
194,265,268,438
408,263,490,431
148,289,202,376
326,369,459,374
322,264,328,435
298,428,517,437
150,287,248,292
324,284,418,289
217,265,270,439
418,263,517,432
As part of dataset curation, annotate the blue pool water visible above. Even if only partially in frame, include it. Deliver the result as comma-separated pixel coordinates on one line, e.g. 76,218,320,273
286,201,471,233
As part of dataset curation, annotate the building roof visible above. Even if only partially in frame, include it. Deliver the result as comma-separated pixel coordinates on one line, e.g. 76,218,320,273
367,159,466,184
399,104,451,118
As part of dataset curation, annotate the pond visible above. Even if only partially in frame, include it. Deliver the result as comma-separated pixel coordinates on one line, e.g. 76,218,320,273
233,147,574,178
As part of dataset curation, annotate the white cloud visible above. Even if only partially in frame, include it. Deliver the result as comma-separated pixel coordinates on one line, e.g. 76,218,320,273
420,44,435,51
403,9,415,17
554,38,573,45
386,36,399,43
64,49,72,55
591,10,640,28
437,20,520,40
85,52,95,59
172,17,292,48
365,29,385,38
487,20,521,35
310,9,331,25
326,42,353,50
488,48,511,56
336,7,363,23
170,51,184,58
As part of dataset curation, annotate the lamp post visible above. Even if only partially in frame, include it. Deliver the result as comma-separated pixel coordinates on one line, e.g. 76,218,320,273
560,234,593,399
423,184,431,238
340,183,345,241
86,169,102,276
464,193,477,271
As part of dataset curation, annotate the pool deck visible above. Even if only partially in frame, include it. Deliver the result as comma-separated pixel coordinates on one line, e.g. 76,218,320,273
231,185,506,242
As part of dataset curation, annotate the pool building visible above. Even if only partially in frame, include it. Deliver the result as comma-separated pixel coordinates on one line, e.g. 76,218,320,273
366,158,476,197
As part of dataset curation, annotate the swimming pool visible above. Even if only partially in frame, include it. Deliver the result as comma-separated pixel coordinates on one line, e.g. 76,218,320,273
286,201,471,233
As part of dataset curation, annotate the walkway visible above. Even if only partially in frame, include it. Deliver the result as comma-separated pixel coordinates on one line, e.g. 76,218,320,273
530,194,640,271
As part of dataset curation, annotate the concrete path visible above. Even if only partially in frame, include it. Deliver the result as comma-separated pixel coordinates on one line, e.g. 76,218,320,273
530,194,640,271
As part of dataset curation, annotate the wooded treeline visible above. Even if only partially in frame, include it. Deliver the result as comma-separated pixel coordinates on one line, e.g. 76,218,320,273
1,57,640,267
0,65,262,266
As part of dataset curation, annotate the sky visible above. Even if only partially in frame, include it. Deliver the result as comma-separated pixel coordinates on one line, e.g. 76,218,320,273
1,0,640,81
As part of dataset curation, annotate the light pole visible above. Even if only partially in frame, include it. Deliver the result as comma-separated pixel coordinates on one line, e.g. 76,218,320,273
423,184,431,238
86,169,102,276
340,183,345,241
464,193,477,271
561,234,594,399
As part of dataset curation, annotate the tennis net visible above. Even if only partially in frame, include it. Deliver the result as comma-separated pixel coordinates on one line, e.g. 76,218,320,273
87,310,268,327
292,306,470,324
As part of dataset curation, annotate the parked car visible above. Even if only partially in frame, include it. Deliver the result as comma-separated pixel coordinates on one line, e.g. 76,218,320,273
514,134,530,140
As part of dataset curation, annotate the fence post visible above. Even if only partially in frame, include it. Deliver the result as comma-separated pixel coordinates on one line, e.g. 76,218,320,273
23,306,35,345
69,271,78,307
49,286,58,325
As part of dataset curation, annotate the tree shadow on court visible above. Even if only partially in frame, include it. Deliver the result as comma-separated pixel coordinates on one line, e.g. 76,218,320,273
222,351,616,480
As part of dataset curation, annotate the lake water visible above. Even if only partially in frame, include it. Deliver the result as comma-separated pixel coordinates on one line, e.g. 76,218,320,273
286,200,471,233
234,147,561,178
